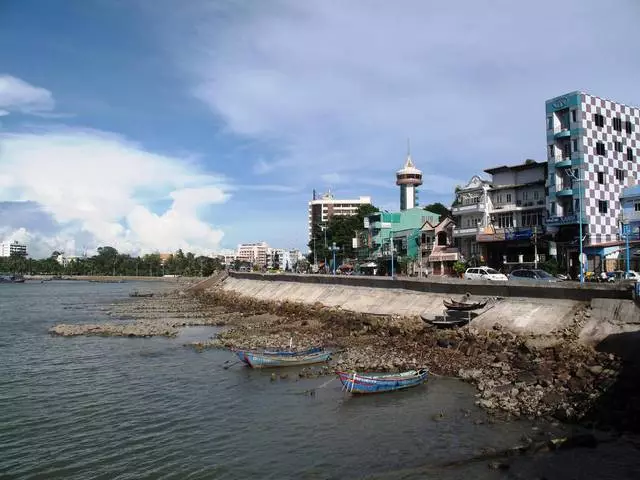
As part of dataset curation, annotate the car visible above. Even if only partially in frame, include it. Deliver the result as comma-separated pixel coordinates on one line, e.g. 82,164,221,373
508,269,560,283
607,270,640,282
463,267,508,281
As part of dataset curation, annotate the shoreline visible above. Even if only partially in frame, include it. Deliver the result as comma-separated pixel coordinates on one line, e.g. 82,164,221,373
49,286,631,427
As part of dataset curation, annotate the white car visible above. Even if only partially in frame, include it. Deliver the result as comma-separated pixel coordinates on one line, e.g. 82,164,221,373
463,267,508,281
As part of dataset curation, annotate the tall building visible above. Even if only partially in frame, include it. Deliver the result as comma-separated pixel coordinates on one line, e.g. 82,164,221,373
307,190,372,244
396,149,423,210
545,91,640,273
0,241,27,258
451,175,491,261
236,242,269,267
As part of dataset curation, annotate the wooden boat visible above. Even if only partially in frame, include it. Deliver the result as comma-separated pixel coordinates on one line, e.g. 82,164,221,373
337,369,428,394
443,298,487,311
129,291,154,298
238,349,331,368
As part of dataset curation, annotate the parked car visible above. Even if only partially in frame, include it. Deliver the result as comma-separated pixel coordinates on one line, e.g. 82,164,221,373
508,269,560,283
463,267,508,281
607,270,640,282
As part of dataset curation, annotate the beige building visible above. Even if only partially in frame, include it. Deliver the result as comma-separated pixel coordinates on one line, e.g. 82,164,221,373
236,242,269,267
308,190,372,243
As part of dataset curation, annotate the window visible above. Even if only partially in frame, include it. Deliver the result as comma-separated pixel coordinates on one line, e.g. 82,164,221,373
594,113,604,127
497,194,503,203
523,191,529,201
635,201,640,212
547,117,553,129
613,117,622,131
562,143,571,157
628,148,635,161
573,139,578,152
596,142,606,155
522,211,543,227
534,191,539,200
548,145,554,157
598,200,608,214
571,110,577,122
574,199,580,212
615,169,625,181
496,213,514,228
506,193,512,203
597,171,605,184
625,120,633,134
615,141,623,153
550,202,556,215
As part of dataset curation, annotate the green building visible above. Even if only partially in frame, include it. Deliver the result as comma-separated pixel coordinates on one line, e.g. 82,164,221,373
357,208,440,273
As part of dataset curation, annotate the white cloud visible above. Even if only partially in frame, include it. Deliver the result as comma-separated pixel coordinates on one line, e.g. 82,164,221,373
0,75,54,115
0,128,229,257
157,0,640,192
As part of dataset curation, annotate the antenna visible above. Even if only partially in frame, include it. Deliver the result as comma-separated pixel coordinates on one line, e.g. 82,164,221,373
407,137,411,157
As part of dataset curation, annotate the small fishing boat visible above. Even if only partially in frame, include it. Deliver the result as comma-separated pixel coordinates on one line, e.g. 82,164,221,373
337,369,428,394
129,291,154,298
238,348,331,368
233,346,324,363
443,298,487,311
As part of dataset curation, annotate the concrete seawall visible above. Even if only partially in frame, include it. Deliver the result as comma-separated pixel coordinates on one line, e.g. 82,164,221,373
216,273,639,338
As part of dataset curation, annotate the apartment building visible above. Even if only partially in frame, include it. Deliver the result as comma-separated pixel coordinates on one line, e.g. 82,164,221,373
308,190,372,244
236,242,269,267
452,161,547,269
0,241,27,258
545,91,640,273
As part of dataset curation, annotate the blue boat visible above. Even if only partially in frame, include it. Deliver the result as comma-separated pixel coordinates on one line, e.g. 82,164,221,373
337,369,428,394
237,349,331,368
234,346,324,365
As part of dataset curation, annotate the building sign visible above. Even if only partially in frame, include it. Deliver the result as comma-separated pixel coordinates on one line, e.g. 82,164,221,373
363,218,370,228
546,214,578,226
551,97,568,109
505,228,532,241
477,231,505,242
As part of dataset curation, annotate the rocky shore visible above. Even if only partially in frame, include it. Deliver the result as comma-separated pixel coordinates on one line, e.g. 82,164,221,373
51,286,627,425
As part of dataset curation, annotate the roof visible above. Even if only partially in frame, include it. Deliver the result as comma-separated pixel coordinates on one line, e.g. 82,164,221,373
489,180,546,190
484,160,547,175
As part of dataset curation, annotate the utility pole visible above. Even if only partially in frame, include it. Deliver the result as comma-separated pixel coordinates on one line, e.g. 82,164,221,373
566,168,584,284
389,236,395,279
533,225,538,269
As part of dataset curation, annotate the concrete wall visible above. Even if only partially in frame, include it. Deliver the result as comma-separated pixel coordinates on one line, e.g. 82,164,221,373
227,272,631,301
219,275,581,335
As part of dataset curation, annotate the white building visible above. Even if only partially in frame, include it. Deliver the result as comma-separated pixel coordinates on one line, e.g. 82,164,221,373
308,190,372,244
0,241,27,258
56,255,81,267
236,242,269,267
545,91,640,274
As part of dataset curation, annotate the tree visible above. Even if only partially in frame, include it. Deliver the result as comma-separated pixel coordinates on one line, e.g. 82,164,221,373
308,204,379,264
423,202,451,220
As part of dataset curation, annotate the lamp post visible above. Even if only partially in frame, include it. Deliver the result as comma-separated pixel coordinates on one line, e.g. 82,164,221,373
619,212,630,276
389,237,395,279
565,168,584,284
329,242,340,275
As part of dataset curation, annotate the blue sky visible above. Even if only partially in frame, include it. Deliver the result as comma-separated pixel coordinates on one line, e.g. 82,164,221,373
1,0,639,257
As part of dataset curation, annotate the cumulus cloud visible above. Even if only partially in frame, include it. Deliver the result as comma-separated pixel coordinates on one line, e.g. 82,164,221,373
0,75,54,115
156,0,640,196
0,128,229,257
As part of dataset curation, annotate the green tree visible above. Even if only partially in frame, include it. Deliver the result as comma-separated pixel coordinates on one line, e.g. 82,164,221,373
423,202,451,220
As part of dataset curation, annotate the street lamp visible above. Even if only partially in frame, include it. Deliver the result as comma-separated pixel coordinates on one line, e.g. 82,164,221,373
329,242,340,275
565,167,584,284
388,236,396,279
619,212,631,276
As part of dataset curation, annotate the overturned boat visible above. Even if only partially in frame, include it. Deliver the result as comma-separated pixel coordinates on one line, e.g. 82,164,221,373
442,298,487,311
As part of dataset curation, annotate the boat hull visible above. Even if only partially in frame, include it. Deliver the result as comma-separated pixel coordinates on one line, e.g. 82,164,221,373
243,351,331,368
337,369,428,394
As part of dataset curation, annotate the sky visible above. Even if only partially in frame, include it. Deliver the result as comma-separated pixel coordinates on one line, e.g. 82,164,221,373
1,0,639,258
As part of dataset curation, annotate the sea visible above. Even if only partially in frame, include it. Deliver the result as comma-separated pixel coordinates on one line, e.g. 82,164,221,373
2,280,625,479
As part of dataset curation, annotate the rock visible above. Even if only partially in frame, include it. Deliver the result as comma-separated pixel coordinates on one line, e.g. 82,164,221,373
587,365,604,375
477,398,496,409
488,461,509,470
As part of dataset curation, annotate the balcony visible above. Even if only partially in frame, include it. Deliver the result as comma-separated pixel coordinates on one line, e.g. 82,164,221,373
554,128,571,139
453,227,479,237
451,203,483,214
555,158,572,168
556,187,574,196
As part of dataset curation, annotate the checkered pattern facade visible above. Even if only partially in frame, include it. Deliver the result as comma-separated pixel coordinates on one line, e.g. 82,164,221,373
546,92,640,245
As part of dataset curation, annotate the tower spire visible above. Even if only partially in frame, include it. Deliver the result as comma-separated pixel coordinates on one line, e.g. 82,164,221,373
405,137,414,168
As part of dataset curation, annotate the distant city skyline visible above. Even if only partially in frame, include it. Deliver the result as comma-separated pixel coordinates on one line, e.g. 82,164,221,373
1,0,639,257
